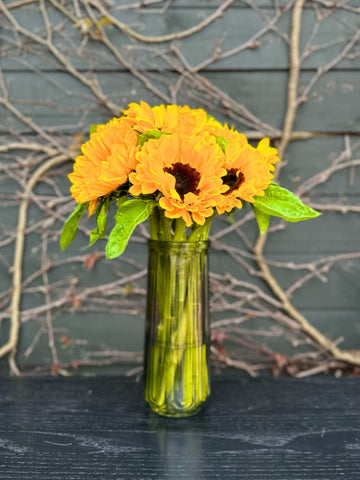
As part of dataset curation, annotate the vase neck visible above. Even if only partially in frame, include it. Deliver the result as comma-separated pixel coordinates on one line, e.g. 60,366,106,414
147,239,208,255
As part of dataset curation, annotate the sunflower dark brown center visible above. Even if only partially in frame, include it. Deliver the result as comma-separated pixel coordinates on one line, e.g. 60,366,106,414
222,168,245,195
164,163,201,200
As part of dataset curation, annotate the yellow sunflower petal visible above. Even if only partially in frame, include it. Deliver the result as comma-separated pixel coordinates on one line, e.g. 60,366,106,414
123,102,212,137
68,117,138,212
216,140,275,213
130,133,225,226
256,138,280,166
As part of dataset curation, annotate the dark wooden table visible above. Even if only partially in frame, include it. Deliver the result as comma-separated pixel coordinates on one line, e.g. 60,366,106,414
0,375,359,479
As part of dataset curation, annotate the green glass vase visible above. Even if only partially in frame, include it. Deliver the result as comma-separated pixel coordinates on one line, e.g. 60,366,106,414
144,240,210,417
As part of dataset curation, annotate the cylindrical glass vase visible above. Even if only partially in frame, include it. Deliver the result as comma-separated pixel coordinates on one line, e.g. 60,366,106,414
144,240,210,417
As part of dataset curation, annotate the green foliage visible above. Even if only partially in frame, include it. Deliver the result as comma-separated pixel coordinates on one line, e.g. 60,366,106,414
116,196,128,209
252,205,270,234
253,184,321,223
106,199,156,259
89,200,109,246
89,195,128,247
89,124,100,134
225,207,237,225
137,130,170,148
60,202,89,250
215,136,229,153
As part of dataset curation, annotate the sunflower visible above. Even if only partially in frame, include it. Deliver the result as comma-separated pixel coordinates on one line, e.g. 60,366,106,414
123,101,210,136
204,122,249,149
255,137,280,169
129,134,227,226
216,141,275,214
69,117,138,215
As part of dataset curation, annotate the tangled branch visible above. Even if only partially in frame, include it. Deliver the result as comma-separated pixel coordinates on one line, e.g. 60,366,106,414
0,0,359,376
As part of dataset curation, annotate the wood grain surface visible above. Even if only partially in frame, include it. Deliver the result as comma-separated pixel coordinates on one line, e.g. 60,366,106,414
0,0,359,374
0,375,359,479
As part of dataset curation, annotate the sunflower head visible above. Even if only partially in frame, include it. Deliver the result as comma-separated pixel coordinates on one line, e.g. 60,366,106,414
68,103,280,223
129,134,227,226
216,141,275,214
203,122,249,149
124,101,213,137
68,117,138,215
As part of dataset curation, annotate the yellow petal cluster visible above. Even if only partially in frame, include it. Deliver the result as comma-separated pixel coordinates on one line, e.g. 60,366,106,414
129,134,227,226
69,117,138,215
216,141,275,215
68,101,280,224
124,101,211,136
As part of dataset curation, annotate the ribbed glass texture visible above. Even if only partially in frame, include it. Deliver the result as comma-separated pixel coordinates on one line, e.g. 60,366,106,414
144,240,210,417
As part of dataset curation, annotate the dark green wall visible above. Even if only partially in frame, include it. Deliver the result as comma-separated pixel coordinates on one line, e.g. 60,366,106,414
0,0,359,375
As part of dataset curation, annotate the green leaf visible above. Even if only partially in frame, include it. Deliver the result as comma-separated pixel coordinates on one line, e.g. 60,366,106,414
215,136,229,153
106,199,156,259
137,130,170,148
60,202,89,250
89,201,108,246
89,196,129,246
252,205,270,234
225,207,236,225
253,184,321,222
116,196,127,208
89,124,100,134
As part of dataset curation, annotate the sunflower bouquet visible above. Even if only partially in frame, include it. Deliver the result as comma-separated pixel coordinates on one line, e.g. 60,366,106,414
61,101,320,416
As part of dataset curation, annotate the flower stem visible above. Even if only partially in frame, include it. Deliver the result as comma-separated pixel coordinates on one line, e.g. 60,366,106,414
144,211,210,416
173,218,186,241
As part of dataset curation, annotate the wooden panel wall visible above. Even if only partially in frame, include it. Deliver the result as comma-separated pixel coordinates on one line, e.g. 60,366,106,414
0,0,359,376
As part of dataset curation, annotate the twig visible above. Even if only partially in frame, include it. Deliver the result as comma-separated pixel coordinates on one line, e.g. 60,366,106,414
41,232,60,368
1,0,360,375
87,0,236,43
0,154,71,372
254,0,360,366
